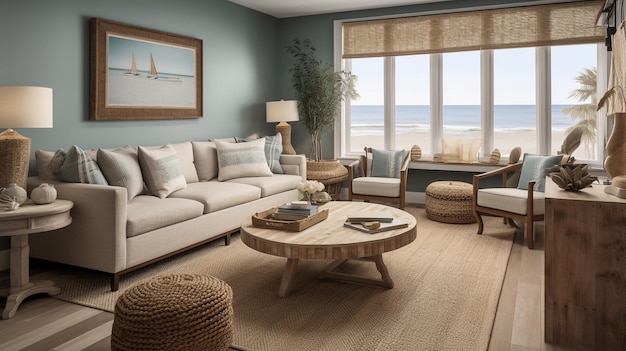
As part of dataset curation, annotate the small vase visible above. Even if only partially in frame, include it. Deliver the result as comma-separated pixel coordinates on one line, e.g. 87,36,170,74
605,112,626,181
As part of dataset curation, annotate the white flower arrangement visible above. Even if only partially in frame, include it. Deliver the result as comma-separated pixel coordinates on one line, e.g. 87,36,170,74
296,180,325,199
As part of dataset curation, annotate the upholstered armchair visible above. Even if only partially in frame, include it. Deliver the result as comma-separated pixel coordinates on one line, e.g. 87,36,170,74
348,147,410,210
472,155,563,249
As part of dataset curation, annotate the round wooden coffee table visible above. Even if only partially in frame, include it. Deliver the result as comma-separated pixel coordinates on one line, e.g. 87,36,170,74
240,201,417,297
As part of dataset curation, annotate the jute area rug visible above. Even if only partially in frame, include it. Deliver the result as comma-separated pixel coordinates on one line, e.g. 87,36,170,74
32,207,515,351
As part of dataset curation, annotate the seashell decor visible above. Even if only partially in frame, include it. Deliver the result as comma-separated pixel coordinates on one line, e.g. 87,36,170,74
0,183,27,205
508,147,522,164
489,149,501,164
31,183,57,204
0,194,20,211
410,145,422,161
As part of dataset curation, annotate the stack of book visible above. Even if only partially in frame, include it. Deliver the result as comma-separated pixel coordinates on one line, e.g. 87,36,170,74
344,211,408,234
274,204,318,221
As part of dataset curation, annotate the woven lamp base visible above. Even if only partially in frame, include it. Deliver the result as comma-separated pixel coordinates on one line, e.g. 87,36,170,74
0,129,31,190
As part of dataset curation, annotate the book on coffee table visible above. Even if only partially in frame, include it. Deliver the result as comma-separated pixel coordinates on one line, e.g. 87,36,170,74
345,211,394,223
343,218,408,234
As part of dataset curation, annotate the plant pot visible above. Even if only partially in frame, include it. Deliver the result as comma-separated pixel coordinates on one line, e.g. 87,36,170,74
306,160,348,200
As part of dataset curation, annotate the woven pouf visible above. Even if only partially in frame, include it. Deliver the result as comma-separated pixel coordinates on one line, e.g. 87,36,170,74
425,181,476,224
111,274,234,351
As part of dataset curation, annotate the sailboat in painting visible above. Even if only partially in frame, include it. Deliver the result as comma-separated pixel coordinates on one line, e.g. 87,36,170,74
124,52,140,76
146,53,181,82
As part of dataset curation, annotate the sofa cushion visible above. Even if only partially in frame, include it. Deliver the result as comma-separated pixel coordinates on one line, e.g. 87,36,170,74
517,154,563,192
35,150,59,181
138,145,187,199
168,181,261,213
263,133,284,174
192,141,219,181
168,142,198,183
371,148,405,178
126,195,204,237
49,146,108,185
352,176,401,197
97,146,145,201
477,187,545,215
216,138,272,181
227,174,301,197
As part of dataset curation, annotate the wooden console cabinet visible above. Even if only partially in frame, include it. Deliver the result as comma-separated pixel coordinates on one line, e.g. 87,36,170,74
544,179,626,350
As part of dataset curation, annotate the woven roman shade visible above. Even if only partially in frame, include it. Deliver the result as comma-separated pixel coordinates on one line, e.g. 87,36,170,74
343,1,606,58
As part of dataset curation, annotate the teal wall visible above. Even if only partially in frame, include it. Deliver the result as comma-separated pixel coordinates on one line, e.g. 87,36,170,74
1,0,281,160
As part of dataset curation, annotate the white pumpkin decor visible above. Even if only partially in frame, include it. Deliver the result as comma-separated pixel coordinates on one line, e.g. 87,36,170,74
0,183,28,205
31,183,57,204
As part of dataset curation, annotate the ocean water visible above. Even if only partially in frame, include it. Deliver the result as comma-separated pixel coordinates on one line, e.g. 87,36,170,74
351,105,576,136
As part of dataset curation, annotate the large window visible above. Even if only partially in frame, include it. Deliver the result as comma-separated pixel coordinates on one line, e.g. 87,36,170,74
344,44,601,163
338,1,605,165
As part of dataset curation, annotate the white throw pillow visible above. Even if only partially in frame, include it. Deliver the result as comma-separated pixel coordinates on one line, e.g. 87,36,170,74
216,138,272,181
97,146,145,201
138,145,187,199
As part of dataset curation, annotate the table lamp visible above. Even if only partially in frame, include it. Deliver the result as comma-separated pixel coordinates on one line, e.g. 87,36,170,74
0,86,53,189
266,100,299,155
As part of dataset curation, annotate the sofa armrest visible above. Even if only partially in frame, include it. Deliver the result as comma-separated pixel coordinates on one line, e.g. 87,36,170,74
27,177,129,273
279,154,307,181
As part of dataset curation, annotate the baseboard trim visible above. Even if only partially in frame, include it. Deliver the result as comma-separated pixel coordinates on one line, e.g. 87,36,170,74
0,249,8,271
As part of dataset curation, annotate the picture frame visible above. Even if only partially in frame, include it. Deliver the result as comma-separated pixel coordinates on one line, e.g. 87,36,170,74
90,18,203,120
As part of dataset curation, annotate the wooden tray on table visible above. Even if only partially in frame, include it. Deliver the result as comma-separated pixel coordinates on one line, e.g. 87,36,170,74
251,207,329,232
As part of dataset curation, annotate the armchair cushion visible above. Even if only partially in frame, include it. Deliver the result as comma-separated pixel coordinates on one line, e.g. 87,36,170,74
371,148,404,178
517,154,563,192
477,188,545,215
352,176,401,197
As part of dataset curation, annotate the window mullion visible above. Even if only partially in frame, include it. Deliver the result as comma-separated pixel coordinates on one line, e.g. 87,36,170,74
536,46,551,155
481,50,494,159
384,57,395,150
430,54,443,155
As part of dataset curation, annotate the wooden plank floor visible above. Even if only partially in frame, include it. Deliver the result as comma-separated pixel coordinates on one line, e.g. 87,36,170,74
0,223,576,351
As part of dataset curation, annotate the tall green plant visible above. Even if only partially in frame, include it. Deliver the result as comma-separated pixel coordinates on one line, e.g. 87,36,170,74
562,67,597,157
286,38,358,161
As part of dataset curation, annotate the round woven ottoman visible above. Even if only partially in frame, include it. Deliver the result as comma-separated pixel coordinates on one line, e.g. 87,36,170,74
425,181,476,224
111,274,234,351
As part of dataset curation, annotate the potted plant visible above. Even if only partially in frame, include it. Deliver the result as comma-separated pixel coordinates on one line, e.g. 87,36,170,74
286,38,358,161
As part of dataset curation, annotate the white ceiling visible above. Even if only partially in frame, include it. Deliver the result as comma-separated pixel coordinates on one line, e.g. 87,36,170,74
228,0,451,18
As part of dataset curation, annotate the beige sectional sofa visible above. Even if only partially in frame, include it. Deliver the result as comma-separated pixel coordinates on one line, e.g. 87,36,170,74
27,138,306,291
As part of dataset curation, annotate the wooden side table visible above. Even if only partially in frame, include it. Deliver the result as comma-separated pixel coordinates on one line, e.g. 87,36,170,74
0,200,73,319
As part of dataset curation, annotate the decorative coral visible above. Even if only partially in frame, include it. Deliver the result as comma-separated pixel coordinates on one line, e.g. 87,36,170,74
549,164,597,192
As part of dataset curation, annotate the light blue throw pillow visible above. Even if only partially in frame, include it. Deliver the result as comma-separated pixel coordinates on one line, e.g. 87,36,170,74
517,154,563,192
370,148,404,178
264,133,284,174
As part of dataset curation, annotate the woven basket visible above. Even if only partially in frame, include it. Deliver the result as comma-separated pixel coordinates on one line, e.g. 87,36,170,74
425,181,476,224
306,160,348,200
111,274,233,351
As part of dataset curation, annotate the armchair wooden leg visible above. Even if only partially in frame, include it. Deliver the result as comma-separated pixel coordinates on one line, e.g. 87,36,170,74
475,212,484,234
526,219,534,249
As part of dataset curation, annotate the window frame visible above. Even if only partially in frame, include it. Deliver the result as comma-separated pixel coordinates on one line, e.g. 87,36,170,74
334,18,608,168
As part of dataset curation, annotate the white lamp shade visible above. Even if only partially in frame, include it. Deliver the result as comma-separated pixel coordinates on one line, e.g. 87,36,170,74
0,86,53,128
266,100,299,123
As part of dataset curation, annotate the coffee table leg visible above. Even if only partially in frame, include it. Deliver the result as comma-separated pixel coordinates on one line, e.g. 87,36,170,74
319,254,394,289
371,254,394,289
278,258,299,297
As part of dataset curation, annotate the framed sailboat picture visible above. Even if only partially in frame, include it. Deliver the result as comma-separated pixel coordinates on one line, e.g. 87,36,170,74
90,18,202,120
